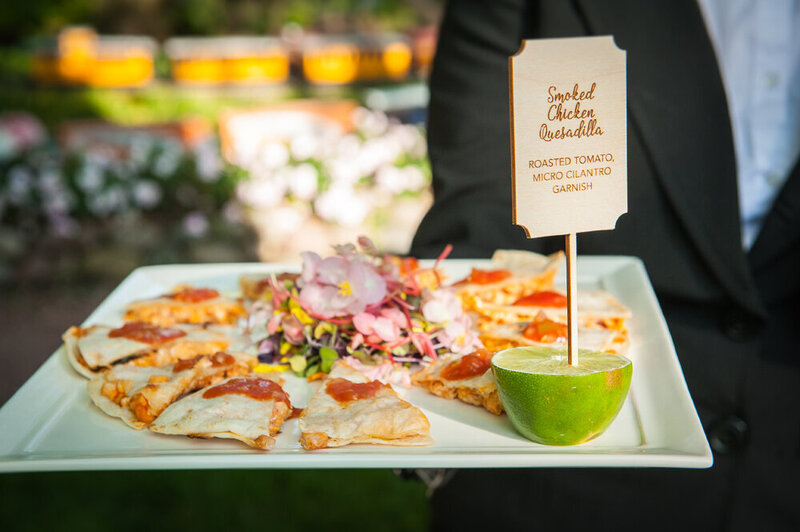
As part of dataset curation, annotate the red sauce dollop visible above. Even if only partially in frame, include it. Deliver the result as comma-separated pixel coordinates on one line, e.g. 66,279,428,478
170,287,219,303
173,352,235,373
455,268,512,285
440,349,493,381
397,257,420,276
522,317,568,344
202,377,290,404
325,378,386,403
513,290,568,308
108,322,186,344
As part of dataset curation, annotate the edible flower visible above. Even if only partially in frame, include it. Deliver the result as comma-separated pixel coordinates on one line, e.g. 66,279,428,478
353,308,406,343
421,288,462,323
298,251,387,318
250,238,482,380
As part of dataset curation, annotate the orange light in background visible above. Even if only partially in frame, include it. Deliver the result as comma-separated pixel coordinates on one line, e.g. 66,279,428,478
381,42,413,80
165,37,290,86
31,27,155,88
302,43,360,85
85,49,154,88
301,35,412,85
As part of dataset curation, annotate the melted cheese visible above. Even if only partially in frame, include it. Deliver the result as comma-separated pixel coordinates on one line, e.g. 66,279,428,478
149,375,290,450
480,322,628,355
473,289,631,332
86,352,255,429
299,363,431,449
412,354,504,415
64,324,234,377
455,251,564,309
123,291,246,327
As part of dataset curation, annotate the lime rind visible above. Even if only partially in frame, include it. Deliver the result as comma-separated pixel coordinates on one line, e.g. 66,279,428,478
493,346,630,376
492,346,632,445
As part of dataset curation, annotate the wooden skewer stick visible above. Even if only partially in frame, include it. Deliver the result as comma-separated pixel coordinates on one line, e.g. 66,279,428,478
509,38,626,367
566,232,578,366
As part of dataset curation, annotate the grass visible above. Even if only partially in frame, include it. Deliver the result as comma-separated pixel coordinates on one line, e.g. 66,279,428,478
0,469,429,531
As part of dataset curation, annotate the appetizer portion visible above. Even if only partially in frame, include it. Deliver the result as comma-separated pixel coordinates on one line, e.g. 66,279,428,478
87,351,255,429
70,239,638,453
299,362,431,450
412,349,504,415
123,285,246,327
150,375,294,450
480,314,629,355
472,288,631,333
247,239,481,380
63,322,232,378
453,250,564,310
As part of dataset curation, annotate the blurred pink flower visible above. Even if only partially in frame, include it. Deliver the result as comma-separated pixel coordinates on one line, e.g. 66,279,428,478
300,251,322,283
0,112,46,156
353,311,400,343
411,331,437,359
421,289,462,324
380,307,407,328
438,315,483,355
298,252,387,318
349,332,365,351
266,314,282,335
278,314,305,344
339,355,395,384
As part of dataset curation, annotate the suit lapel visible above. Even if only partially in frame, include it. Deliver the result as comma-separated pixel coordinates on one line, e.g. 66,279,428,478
749,160,800,270
575,0,765,316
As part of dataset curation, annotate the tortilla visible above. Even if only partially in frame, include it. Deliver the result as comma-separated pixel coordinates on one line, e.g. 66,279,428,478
149,374,292,450
299,362,431,450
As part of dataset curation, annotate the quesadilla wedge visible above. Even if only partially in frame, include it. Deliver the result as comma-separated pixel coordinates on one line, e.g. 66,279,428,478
454,250,564,310
411,349,504,415
472,288,631,333
123,285,246,327
63,322,233,378
479,314,629,355
299,362,431,450
87,351,255,429
149,374,294,450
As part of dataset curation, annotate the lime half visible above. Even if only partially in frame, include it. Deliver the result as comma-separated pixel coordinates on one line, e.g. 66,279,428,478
492,346,632,445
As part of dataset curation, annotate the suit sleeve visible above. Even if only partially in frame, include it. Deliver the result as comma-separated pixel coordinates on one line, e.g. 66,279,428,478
410,0,538,259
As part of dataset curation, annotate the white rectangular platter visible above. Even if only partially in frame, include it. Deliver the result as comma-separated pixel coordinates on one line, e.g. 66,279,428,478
0,257,712,472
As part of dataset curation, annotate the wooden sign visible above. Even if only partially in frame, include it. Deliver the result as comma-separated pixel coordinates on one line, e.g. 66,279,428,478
509,36,627,238
509,36,627,365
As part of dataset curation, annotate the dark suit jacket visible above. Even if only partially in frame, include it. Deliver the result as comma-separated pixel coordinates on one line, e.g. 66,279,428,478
411,1,800,530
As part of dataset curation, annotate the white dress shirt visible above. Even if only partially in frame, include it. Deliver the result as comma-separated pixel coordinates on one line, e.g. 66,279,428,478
697,0,800,249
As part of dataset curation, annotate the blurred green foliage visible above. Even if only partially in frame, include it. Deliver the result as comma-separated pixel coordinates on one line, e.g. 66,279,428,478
0,469,430,531
0,0,94,44
1,0,441,44
0,84,309,130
